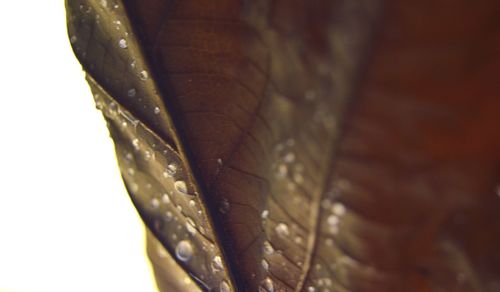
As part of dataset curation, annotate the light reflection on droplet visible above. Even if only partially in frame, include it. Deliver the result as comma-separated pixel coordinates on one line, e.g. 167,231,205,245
175,240,193,262
127,88,136,97
262,277,274,292
139,70,148,80
219,280,230,292
211,255,223,272
174,180,188,194
118,38,127,49
275,223,290,237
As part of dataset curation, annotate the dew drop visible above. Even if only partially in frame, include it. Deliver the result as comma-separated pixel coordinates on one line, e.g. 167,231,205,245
307,287,316,292
332,203,346,216
275,163,288,178
174,180,188,194
261,259,269,271
150,198,160,209
283,152,295,163
154,106,160,115
139,70,148,80
163,164,177,178
161,193,170,204
130,183,139,192
127,168,135,176
175,240,193,262
127,88,136,97
327,214,339,227
70,35,77,44
163,211,173,222
118,38,127,49
275,223,290,237
189,200,196,208
263,241,274,255
219,280,230,292
261,210,269,219
262,277,274,292
211,255,223,272
219,198,230,214
186,218,197,235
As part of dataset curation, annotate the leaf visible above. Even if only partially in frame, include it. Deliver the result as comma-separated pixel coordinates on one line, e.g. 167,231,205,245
66,0,500,291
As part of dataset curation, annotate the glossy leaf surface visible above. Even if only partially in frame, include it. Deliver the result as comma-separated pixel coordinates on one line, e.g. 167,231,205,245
66,0,500,291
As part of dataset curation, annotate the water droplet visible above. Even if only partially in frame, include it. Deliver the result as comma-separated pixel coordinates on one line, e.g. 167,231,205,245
127,168,135,176
163,211,173,222
332,203,346,216
161,193,170,204
261,210,269,219
189,200,196,208
100,0,107,7
261,259,269,271
130,183,139,192
130,60,136,68
139,70,149,80
263,241,274,255
127,88,136,97
163,164,177,178
294,236,303,244
174,180,188,194
283,152,295,163
275,163,288,178
70,35,77,44
211,255,223,272
293,172,304,184
118,38,127,49
275,223,290,237
150,198,160,209
219,280,230,292
307,287,316,292
125,152,134,161
327,215,339,227
154,106,160,115
219,198,230,214
217,158,223,165
262,277,274,292
186,218,197,235
175,240,193,262
144,150,152,161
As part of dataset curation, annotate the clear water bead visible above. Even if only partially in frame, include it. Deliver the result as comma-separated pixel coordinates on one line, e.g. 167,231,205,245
261,259,269,271
262,277,274,292
127,88,136,97
332,203,346,216
307,286,316,292
154,106,160,115
161,193,170,204
163,163,177,178
275,223,290,237
263,241,274,255
70,35,77,44
186,218,197,235
175,240,193,262
139,70,148,80
327,214,339,226
174,180,188,194
118,38,127,49
219,280,230,292
211,255,223,272
261,210,269,219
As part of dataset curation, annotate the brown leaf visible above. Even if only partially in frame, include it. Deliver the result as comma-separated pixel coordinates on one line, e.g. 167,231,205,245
66,0,500,291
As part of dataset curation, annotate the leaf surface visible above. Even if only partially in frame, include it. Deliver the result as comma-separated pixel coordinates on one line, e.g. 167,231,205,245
66,0,500,291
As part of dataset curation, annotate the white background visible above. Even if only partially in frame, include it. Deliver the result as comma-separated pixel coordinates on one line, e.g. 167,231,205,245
0,1,157,291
